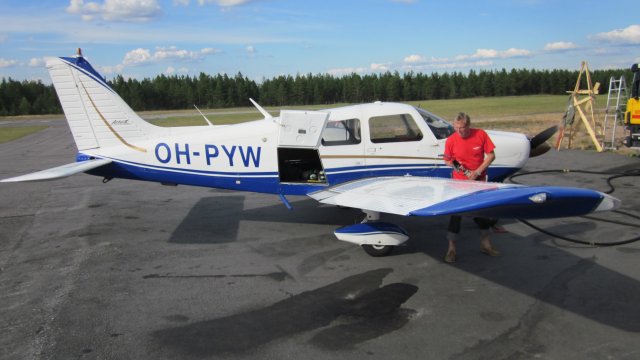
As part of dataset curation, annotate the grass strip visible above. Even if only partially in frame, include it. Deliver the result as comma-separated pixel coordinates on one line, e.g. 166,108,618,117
0,125,48,144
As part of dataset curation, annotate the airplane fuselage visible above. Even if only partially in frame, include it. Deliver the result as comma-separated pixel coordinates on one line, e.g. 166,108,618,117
81,102,530,196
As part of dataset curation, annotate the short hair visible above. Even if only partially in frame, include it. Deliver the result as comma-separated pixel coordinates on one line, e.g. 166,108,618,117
454,112,470,125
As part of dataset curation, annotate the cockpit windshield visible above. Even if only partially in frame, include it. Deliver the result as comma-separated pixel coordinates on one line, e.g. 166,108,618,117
416,107,454,140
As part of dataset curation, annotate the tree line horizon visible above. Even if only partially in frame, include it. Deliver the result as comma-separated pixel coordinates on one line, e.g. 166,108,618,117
0,67,633,117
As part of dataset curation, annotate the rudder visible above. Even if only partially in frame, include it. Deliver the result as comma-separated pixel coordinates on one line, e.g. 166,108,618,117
47,53,163,153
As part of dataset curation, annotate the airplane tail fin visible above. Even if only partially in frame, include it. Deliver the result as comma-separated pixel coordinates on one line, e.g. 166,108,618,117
47,51,163,153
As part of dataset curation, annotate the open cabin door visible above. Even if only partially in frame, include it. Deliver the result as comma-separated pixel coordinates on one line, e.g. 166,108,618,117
277,110,329,183
278,110,329,148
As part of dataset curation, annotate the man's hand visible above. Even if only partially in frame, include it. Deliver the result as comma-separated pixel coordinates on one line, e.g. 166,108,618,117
467,170,480,180
453,160,478,179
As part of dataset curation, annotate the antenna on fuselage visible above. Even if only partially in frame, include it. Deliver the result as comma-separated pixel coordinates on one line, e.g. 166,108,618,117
193,104,214,126
250,98,272,120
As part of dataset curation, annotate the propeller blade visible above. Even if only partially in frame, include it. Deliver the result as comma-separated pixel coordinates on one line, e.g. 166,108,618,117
529,142,551,157
530,125,558,149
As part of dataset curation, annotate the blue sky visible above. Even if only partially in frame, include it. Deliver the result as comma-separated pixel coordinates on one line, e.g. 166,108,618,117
1,0,639,83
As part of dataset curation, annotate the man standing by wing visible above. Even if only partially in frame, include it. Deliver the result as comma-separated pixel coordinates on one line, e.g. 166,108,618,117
443,112,500,263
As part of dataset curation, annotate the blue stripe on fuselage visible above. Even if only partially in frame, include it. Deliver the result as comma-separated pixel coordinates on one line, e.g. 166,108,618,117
93,154,278,177
78,153,520,195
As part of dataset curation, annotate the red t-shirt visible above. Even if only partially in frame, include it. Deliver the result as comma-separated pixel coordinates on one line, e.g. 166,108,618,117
444,128,495,180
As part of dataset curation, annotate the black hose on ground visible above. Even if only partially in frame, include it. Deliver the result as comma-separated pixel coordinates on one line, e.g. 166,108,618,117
506,168,640,246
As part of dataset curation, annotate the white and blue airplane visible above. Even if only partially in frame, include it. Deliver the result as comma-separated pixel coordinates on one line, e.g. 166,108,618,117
1,51,621,256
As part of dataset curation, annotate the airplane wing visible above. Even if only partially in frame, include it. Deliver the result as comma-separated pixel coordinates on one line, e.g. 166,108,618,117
308,176,620,219
1,159,112,183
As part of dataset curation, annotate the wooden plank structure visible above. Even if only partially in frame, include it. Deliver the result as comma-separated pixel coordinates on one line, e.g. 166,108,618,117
555,61,603,152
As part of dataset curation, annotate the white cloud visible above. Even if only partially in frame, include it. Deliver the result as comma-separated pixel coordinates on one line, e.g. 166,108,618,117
403,54,450,64
122,46,219,66
28,58,46,67
500,48,531,57
404,54,425,63
173,0,190,5
590,24,640,45
460,48,531,59
154,46,201,61
123,48,152,65
197,0,252,6
454,60,493,69
543,41,578,52
334,46,531,78
67,0,84,13
66,0,163,22
246,45,255,55
327,67,368,76
0,58,18,68
334,50,508,77
472,49,499,59
201,47,222,55
371,63,390,72
105,46,221,75
401,60,494,72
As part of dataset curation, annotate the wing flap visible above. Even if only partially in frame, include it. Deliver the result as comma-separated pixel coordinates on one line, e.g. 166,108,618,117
1,158,112,182
309,176,620,219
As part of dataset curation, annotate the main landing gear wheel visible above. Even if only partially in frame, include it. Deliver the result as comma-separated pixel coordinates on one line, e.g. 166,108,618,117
361,244,394,257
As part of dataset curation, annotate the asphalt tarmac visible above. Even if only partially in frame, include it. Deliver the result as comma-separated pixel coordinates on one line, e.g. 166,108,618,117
1,119,639,360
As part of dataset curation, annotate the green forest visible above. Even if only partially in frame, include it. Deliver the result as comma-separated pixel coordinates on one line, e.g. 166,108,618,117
0,67,632,116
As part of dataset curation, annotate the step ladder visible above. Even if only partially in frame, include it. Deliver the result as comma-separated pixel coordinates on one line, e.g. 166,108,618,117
602,76,628,150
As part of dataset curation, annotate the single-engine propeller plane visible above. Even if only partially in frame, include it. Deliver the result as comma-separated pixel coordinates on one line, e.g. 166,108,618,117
1,50,621,256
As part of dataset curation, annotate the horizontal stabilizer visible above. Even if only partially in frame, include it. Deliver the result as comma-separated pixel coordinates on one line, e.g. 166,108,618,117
1,159,112,182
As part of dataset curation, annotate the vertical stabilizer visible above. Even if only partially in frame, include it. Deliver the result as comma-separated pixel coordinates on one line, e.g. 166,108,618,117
47,54,163,153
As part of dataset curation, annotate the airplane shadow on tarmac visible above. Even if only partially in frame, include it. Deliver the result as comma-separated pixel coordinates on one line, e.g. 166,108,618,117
153,268,418,356
168,195,365,245
161,195,640,355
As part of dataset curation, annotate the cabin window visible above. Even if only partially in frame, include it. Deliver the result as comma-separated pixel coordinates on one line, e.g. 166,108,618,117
321,118,361,146
416,107,454,140
369,113,423,143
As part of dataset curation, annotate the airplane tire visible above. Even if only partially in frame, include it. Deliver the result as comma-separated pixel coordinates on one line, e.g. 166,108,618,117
362,244,394,257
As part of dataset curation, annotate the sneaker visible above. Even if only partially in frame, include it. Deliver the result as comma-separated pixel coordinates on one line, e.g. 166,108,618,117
481,246,500,257
444,249,456,263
